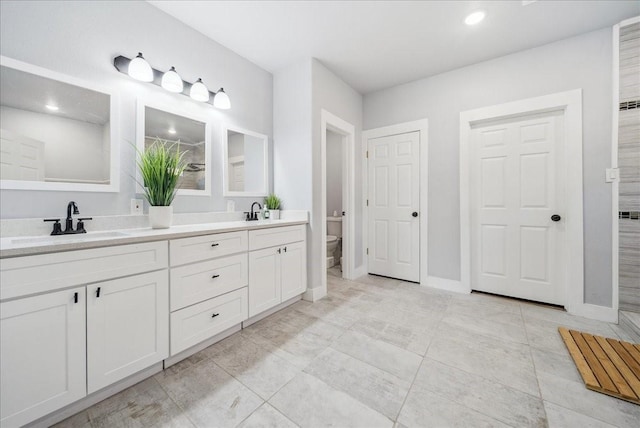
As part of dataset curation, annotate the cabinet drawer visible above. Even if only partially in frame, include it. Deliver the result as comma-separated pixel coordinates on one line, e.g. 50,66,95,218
170,231,247,267
170,287,248,355
170,253,248,311
0,241,168,301
248,225,305,251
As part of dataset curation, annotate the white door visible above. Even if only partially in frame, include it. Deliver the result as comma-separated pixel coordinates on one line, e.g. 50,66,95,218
368,132,420,282
248,247,281,317
87,270,169,393
281,241,307,301
0,129,45,181
470,111,565,305
1,288,86,427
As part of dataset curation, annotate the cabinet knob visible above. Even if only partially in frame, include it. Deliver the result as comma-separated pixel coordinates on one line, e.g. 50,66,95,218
74,292,78,303
277,248,281,254
551,214,561,222
211,313,220,318
96,287,101,298
283,246,287,253
211,274,220,279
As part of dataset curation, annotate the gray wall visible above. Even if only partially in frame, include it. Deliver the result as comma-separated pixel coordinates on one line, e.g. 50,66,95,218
0,0,273,219
364,28,614,306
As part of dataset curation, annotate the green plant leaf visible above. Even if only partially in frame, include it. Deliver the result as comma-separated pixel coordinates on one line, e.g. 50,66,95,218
135,138,188,206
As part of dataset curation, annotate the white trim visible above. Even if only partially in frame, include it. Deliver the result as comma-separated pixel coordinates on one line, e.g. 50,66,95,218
426,276,469,294
611,23,621,318
320,109,356,299
0,55,120,193
353,265,367,278
460,89,585,315
302,285,327,302
619,15,640,27
135,98,212,197
362,118,429,283
571,303,619,324
221,123,269,198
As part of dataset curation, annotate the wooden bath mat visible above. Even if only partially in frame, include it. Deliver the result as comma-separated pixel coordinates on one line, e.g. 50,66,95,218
558,327,640,405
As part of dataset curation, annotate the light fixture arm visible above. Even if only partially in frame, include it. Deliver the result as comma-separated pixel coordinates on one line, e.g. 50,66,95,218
113,55,228,108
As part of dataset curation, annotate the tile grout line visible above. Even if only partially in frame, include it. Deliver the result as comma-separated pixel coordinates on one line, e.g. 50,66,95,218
519,301,549,426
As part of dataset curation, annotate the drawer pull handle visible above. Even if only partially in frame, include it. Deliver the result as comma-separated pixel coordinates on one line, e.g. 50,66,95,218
211,313,220,318
96,287,101,298
211,274,220,279
74,292,78,303
211,243,220,247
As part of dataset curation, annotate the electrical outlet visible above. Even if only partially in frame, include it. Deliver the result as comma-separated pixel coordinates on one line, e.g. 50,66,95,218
131,198,143,215
227,200,235,212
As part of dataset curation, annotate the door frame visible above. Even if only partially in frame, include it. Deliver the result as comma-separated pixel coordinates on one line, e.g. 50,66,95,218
362,118,429,284
460,89,587,316
320,110,356,289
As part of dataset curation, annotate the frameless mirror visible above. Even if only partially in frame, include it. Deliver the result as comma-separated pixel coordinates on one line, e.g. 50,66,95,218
136,101,211,196
0,56,119,192
223,125,268,197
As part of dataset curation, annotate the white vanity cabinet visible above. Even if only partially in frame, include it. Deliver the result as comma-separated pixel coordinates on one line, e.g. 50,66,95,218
87,270,169,393
248,225,307,317
168,231,249,355
0,242,169,427
0,287,86,428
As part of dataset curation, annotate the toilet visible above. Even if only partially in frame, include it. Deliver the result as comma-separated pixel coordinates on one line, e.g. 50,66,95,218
326,215,342,267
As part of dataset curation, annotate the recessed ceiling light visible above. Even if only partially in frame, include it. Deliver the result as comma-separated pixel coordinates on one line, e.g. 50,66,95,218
45,104,59,111
465,11,486,26
168,128,176,134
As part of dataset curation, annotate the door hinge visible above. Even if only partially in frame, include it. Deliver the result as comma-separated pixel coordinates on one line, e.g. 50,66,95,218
366,199,369,206
366,150,369,158
366,248,369,255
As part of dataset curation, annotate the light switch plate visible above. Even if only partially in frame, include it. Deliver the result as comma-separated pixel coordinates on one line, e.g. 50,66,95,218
605,168,619,183
227,200,235,212
131,198,144,215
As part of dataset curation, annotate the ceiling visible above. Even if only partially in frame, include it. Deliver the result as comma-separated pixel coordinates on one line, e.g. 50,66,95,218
145,106,205,144
149,0,639,94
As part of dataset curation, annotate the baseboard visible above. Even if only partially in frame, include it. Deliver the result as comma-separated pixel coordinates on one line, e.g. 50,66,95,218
425,276,470,294
302,286,327,302
26,363,164,428
352,265,366,278
567,303,618,323
163,324,241,368
242,295,302,327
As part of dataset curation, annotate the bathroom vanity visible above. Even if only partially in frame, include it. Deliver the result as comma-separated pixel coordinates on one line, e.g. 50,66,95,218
0,218,307,427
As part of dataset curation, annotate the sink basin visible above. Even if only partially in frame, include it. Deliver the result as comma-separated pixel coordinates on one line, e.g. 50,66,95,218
11,231,130,245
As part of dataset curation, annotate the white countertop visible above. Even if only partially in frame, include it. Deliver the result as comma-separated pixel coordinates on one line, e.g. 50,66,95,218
0,218,308,258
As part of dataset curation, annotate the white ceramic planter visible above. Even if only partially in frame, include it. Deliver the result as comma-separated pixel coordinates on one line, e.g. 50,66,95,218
149,206,173,229
269,209,280,220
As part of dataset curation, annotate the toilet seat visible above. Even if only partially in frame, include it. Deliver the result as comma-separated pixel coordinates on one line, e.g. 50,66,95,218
327,235,337,243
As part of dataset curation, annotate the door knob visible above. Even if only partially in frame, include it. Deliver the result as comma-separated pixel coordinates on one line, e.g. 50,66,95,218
551,214,561,222
412,212,418,218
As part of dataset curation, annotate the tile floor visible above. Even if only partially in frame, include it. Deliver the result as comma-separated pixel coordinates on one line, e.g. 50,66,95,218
56,274,640,428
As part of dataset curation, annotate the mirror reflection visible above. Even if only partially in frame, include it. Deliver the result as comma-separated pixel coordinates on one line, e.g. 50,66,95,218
0,64,112,186
142,106,208,192
224,127,268,196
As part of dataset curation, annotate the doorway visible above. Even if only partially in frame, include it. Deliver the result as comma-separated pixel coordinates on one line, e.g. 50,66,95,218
320,110,355,291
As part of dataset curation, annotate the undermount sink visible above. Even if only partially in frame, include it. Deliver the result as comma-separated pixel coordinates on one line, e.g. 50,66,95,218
11,231,130,245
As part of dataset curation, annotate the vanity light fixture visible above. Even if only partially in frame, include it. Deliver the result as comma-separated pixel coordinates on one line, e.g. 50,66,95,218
113,54,230,109
465,10,486,26
190,78,210,102
213,88,231,110
45,104,59,111
127,52,154,82
161,66,183,93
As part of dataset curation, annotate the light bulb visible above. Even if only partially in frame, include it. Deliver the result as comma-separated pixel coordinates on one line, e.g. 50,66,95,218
213,88,231,110
45,104,59,111
128,52,153,82
190,78,209,102
465,11,486,26
161,66,183,93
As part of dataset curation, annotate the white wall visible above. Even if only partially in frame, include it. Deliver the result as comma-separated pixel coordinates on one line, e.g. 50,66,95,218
0,0,272,219
364,28,613,307
326,130,343,217
1,106,107,182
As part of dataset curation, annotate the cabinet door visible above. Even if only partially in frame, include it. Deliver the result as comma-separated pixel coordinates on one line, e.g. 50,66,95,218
1,287,86,427
248,247,281,317
87,270,169,394
280,241,307,301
